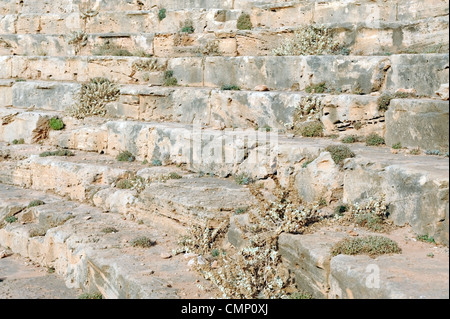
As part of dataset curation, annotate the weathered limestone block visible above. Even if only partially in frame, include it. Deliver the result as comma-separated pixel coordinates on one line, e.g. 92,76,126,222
12,81,80,111
0,79,13,106
0,14,17,34
294,152,344,203
49,126,108,153
386,54,449,96
209,89,297,129
276,139,324,189
23,156,129,201
321,94,384,137
384,99,449,150
343,156,449,245
139,177,258,226
168,57,203,87
0,109,51,144
278,232,347,299
329,253,449,299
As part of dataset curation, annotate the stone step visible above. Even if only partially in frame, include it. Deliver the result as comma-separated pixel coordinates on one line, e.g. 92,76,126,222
1,54,448,95
0,142,258,230
277,227,449,299
1,81,389,135
0,182,219,298
1,0,447,33
2,114,446,244
1,14,448,57
2,80,448,150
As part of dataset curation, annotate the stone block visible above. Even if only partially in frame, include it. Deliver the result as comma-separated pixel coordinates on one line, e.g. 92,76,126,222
384,98,449,150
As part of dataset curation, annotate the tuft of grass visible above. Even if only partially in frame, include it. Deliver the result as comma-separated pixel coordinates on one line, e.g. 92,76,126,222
331,235,402,257
131,236,156,248
116,151,135,162
299,121,323,137
365,133,385,146
5,216,18,223
39,149,75,157
116,179,134,189
168,172,182,180
92,41,133,56
101,227,119,234
12,138,25,145
325,145,355,165
158,8,166,21
163,70,178,86
235,207,248,215
234,173,254,185
78,292,103,299
288,291,313,299
221,84,241,91
416,234,436,244
409,147,421,155
392,142,402,150
236,13,252,30
377,93,393,112
28,200,45,208
49,117,65,130
341,135,359,144
305,82,327,94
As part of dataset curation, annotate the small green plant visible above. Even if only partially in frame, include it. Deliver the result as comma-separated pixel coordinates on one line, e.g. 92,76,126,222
158,8,166,21
131,236,156,248
299,121,323,137
211,248,220,257
39,149,75,157
5,216,18,223
221,84,241,91
92,41,133,56
78,292,103,299
28,200,45,208
47,267,55,273
377,93,393,112
101,227,119,234
234,173,254,185
116,151,135,162
409,147,421,155
392,142,402,150
180,19,195,33
168,172,182,180
305,82,327,94
416,234,436,244
341,135,359,144
49,117,65,130
365,133,385,146
116,179,134,189
152,159,162,166
288,291,313,299
12,138,25,145
235,207,248,215
325,145,356,165
331,235,402,257
163,70,178,86
236,13,252,30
